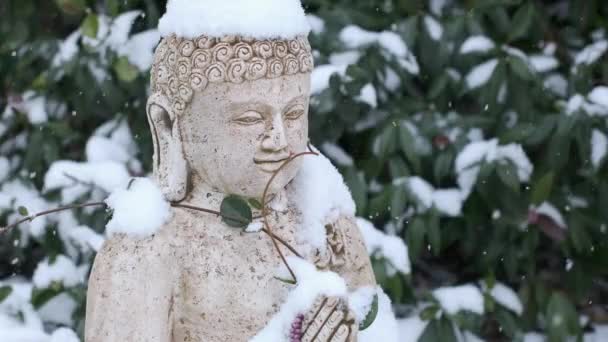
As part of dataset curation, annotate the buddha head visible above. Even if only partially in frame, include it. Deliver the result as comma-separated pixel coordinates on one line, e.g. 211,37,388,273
146,34,314,202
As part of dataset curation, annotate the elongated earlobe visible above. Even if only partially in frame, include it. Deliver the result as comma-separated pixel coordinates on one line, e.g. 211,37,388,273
146,94,189,202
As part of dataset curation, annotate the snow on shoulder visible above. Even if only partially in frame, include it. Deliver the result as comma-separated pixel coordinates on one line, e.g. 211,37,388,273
290,148,356,251
105,177,171,238
158,0,310,39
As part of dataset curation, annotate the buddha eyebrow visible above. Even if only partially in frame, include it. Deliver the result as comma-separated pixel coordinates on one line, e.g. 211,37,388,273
228,102,273,118
283,96,307,110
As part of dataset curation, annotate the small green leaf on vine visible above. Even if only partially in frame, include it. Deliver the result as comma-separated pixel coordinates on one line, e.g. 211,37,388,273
359,293,379,331
0,286,12,303
248,198,263,210
17,206,29,216
273,276,297,285
220,195,252,228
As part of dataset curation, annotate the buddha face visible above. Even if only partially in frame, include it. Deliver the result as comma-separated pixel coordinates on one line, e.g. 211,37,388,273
179,73,310,199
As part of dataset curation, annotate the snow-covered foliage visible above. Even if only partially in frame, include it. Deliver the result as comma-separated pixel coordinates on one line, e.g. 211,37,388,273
356,218,410,274
433,284,485,315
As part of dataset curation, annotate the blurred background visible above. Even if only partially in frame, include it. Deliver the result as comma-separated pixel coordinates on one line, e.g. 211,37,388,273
1,0,607,341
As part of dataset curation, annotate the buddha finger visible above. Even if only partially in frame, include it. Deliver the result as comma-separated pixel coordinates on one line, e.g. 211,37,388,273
328,323,351,342
313,308,345,341
301,297,340,341
301,297,328,336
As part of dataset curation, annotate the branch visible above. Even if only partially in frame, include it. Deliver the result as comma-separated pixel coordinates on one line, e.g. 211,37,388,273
171,203,302,258
261,144,319,283
0,202,107,235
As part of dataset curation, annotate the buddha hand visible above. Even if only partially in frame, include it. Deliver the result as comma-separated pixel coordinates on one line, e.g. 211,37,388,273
297,296,357,342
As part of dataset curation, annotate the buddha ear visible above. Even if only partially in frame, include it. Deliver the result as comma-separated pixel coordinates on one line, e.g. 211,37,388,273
146,93,189,202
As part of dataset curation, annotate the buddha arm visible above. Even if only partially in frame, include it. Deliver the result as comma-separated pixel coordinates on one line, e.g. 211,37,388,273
331,215,377,289
299,215,378,342
85,233,176,342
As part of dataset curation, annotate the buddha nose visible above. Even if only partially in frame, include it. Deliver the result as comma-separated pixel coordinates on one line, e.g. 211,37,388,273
262,114,288,152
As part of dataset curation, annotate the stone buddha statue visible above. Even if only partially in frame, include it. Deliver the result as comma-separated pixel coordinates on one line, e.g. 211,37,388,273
85,2,394,341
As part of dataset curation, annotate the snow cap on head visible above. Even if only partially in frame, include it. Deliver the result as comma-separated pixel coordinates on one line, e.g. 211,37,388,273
158,0,311,39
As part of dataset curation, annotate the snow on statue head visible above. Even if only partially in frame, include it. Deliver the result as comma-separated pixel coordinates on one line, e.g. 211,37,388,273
147,0,312,201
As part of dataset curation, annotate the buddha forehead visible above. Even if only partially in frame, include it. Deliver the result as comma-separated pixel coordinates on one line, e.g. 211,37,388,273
190,73,311,117
150,34,314,116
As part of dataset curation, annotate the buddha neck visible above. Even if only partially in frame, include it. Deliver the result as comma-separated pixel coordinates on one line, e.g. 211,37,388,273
183,180,290,216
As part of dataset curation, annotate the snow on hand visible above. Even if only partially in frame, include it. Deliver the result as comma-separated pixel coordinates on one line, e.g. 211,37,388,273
105,177,171,238
158,0,310,39
250,257,348,342
356,218,411,275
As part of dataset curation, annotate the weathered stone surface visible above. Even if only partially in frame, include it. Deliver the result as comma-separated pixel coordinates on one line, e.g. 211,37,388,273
85,33,375,342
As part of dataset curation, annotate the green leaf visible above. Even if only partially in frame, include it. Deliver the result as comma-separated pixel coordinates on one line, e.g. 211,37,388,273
247,198,263,210
344,168,368,215
31,284,63,309
531,172,554,205
55,0,86,15
508,56,534,81
406,218,426,260
113,56,139,83
375,125,397,160
433,151,454,184
546,292,581,341
0,286,12,303
508,2,535,41
428,73,449,99
81,13,99,39
398,124,421,174
427,212,441,256
496,161,520,193
390,185,408,219
359,293,378,331
419,305,440,321
17,206,29,216
220,195,253,228
495,307,519,337
273,276,296,285
419,316,458,342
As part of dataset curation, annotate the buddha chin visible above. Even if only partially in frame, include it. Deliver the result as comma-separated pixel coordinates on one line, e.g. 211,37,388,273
180,73,311,199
